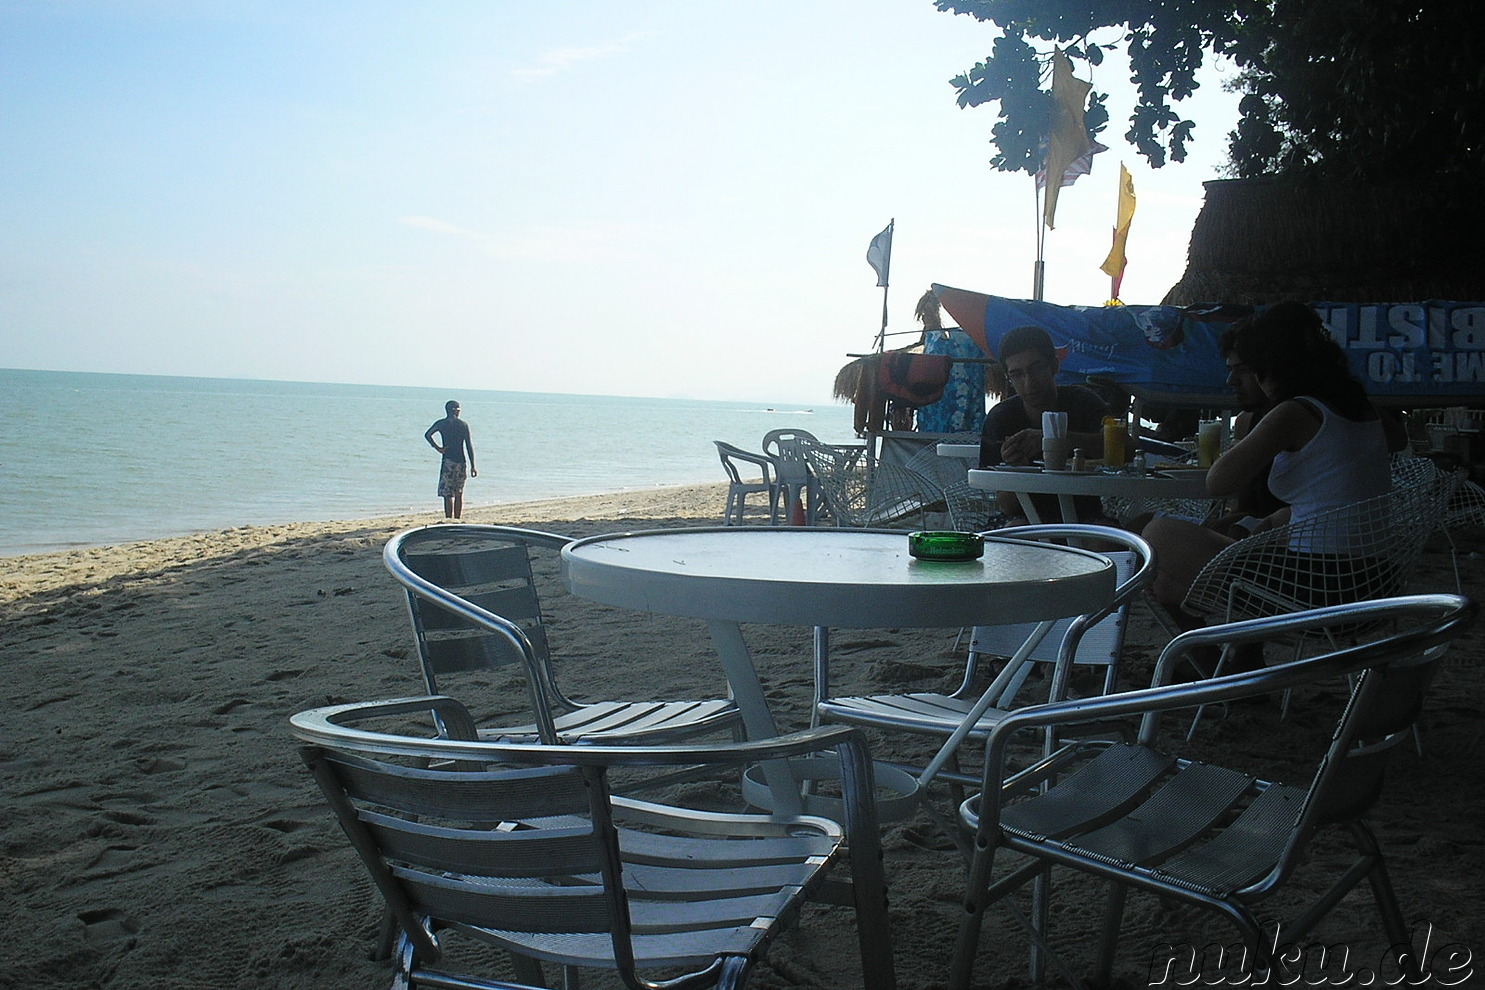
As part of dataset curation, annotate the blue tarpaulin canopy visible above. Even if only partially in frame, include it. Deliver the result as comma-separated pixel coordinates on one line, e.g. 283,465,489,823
933,285,1485,408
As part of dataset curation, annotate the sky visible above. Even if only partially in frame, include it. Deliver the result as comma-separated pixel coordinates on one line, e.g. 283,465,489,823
0,1,1242,404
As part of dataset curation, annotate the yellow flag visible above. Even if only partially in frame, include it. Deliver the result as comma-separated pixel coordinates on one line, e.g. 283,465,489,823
1042,49,1092,230
1099,164,1137,295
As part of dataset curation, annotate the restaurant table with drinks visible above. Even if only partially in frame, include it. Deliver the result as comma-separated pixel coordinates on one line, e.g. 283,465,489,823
941,413,1222,526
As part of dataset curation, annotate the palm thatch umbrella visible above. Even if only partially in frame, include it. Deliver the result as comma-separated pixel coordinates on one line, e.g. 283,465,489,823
1164,175,1485,305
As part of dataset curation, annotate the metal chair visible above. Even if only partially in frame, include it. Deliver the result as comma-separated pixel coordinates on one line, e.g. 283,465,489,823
799,436,960,529
949,593,1477,989
1184,464,1453,625
813,525,1154,801
385,525,742,745
714,441,780,525
293,695,895,990
902,434,998,531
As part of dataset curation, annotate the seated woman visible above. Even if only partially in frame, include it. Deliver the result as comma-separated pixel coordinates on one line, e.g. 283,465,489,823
1142,302,1392,662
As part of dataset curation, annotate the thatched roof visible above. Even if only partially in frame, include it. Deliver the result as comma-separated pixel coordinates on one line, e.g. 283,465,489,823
1163,175,1485,306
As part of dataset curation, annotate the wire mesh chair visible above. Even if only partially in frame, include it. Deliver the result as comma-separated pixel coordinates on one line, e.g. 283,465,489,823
800,436,967,529
1183,465,1454,625
1394,453,1485,593
903,434,999,532
949,593,1477,989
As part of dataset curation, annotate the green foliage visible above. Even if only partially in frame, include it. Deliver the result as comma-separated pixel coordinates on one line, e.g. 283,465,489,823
935,0,1483,181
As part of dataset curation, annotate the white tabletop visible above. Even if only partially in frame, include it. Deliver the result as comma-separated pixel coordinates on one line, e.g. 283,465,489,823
966,465,1215,526
967,466,1212,500
937,442,981,460
561,527,1115,628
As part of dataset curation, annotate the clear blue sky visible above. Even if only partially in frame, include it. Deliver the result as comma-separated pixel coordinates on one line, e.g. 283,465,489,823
0,1,1240,403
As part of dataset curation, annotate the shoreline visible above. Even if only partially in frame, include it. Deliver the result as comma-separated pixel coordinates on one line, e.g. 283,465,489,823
0,481,734,565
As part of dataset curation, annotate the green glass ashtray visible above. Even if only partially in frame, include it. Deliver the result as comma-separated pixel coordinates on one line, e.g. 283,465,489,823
908,531,985,562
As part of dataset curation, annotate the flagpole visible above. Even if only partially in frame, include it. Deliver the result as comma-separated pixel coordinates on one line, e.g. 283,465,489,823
870,217,894,351
876,282,890,352
1032,179,1046,301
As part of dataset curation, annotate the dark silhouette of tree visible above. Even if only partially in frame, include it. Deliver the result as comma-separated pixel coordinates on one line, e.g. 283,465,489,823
935,0,1483,181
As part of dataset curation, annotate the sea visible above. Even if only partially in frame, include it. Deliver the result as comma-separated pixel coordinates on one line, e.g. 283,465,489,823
0,368,855,557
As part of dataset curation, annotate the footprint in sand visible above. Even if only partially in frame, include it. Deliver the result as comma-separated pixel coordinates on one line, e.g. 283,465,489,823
212,698,251,715
79,907,139,945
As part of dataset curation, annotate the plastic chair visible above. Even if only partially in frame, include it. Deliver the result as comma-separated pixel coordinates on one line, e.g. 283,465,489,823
813,525,1154,799
714,441,780,525
762,428,820,524
293,696,895,990
949,593,1477,989
384,525,742,745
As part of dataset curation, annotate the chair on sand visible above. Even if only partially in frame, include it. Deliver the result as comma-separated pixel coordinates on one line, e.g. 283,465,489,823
292,695,895,990
385,524,742,745
813,525,1154,807
714,441,780,525
800,436,965,529
761,428,820,525
949,593,1476,989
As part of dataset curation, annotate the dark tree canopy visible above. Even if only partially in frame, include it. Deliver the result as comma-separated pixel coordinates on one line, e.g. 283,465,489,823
935,0,1484,182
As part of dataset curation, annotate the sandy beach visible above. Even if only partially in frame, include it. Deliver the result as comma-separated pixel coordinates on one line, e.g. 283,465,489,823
3,482,1481,989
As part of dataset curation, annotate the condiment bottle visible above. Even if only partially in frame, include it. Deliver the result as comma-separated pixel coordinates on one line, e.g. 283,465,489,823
1102,417,1128,465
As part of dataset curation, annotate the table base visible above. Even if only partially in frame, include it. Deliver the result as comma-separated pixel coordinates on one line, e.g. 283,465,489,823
742,756,921,823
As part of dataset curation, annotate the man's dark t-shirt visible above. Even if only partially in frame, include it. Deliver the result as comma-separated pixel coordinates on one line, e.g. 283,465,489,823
979,385,1108,466
979,384,1108,522
430,417,471,463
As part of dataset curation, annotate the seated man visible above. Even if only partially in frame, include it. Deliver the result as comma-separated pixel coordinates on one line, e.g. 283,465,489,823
979,325,1108,524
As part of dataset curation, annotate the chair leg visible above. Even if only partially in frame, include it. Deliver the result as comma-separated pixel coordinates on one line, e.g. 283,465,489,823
1352,821,1425,982
949,834,1004,989
1093,881,1129,988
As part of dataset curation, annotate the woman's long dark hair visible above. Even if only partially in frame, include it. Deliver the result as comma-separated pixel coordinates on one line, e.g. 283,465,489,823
1232,302,1372,419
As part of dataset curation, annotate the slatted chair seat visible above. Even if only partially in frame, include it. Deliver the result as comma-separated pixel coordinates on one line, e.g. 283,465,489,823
949,594,1477,990
814,525,1154,804
385,525,743,746
293,696,895,990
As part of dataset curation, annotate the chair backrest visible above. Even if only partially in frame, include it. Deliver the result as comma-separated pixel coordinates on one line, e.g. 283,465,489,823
385,525,573,738
800,437,870,526
762,429,818,486
1141,597,1472,851
714,440,773,486
972,524,1156,705
1183,465,1455,620
297,699,633,979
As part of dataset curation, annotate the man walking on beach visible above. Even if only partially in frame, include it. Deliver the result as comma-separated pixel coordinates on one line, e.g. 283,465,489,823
424,400,476,519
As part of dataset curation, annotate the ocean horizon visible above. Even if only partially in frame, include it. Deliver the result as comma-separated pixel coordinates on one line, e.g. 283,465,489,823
0,368,855,557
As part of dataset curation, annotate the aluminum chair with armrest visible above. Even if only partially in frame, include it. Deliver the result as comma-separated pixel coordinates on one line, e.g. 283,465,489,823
385,525,743,746
813,525,1154,801
949,593,1476,990
293,695,895,990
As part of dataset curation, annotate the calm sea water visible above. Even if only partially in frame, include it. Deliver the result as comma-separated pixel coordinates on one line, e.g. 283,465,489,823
0,369,854,556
